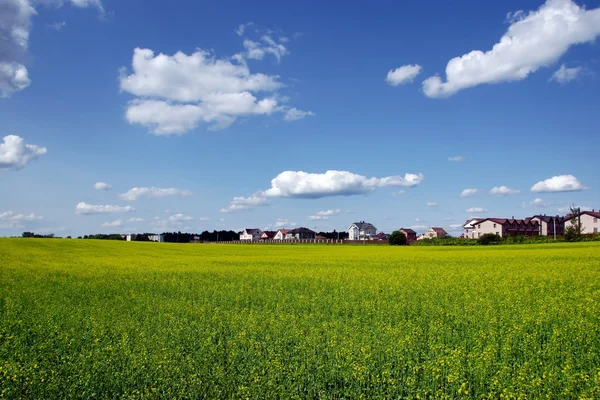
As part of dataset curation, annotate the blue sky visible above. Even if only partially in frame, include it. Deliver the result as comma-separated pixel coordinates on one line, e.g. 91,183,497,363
1,0,599,237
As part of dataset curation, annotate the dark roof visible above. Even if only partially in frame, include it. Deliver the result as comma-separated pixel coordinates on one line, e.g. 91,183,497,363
565,210,599,220
531,215,565,223
290,227,315,234
261,231,276,238
278,229,291,234
431,227,447,234
473,218,539,226
351,221,377,230
399,228,416,234
245,228,261,234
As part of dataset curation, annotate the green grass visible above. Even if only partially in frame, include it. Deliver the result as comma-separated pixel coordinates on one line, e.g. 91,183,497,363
1,239,599,399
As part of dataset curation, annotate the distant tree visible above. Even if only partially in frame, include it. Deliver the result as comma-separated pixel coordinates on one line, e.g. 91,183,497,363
479,233,502,245
66,236,71,239
22,232,34,238
388,231,407,246
564,204,584,242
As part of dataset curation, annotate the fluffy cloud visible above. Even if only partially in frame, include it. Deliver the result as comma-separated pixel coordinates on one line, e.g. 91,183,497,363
75,202,135,214
235,22,253,36
530,198,550,208
119,187,192,201
466,207,487,213
0,0,35,97
262,170,424,198
94,181,111,190
126,217,144,222
460,188,479,197
220,195,268,212
102,219,122,227
242,35,288,62
427,202,438,207
0,210,43,228
284,108,315,121
385,64,422,86
275,218,296,227
119,38,311,134
422,0,600,97
490,186,520,196
448,156,465,162
0,135,47,170
550,64,582,83
69,0,104,13
531,174,586,192
47,21,66,30
151,213,194,230
308,209,341,220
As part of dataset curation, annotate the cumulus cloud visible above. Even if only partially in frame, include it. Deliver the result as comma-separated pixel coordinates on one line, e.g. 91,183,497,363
119,35,311,134
151,213,194,230
422,0,600,97
0,0,35,97
119,187,192,201
385,64,422,86
448,156,464,162
531,174,586,192
284,108,315,121
102,219,122,227
460,188,479,197
275,218,296,227
308,209,341,220
69,0,104,13
262,170,424,198
466,207,487,213
530,198,550,208
427,201,438,207
75,202,135,214
47,21,66,30
94,181,111,190
0,135,47,170
490,186,520,196
220,195,268,212
0,210,43,228
235,22,253,36
550,64,582,83
126,217,144,222
391,190,406,196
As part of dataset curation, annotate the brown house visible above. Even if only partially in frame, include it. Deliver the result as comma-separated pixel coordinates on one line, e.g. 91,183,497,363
399,228,417,243
471,218,539,238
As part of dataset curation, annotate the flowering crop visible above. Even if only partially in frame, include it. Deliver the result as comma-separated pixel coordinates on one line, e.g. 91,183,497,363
1,239,599,398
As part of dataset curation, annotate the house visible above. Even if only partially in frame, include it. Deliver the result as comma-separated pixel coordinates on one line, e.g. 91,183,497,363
274,229,290,240
530,215,565,237
399,228,417,243
375,232,389,241
148,234,164,242
423,227,448,239
416,233,426,241
471,218,539,238
463,218,483,239
261,231,277,240
240,229,263,241
347,221,377,240
287,227,316,240
564,210,600,234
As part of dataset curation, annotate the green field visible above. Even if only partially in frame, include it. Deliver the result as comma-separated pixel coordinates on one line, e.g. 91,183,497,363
1,239,599,399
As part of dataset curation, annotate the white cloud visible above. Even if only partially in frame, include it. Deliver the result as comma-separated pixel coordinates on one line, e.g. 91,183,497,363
385,64,422,86
119,36,307,134
408,224,428,230
466,207,487,213
235,22,253,36
69,0,104,13
531,174,586,192
75,202,135,214
0,0,35,97
308,209,340,220
47,21,66,30
427,202,438,207
262,170,424,198
490,186,520,196
530,198,550,208
284,108,315,121
102,219,122,227
449,224,463,229
126,217,144,222
168,213,193,222
151,213,194,230
220,195,268,212
448,156,464,162
0,135,47,170
199,217,210,221
94,181,111,190
422,0,600,97
391,190,406,196
119,187,192,201
308,215,328,221
550,64,582,83
276,218,296,227
460,188,479,197
0,210,43,227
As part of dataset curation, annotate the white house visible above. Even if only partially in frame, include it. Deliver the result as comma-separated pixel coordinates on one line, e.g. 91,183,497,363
423,227,448,239
274,229,290,240
148,234,164,242
347,221,377,240
240,228,263,241
564,210,600,234
463,218,482,239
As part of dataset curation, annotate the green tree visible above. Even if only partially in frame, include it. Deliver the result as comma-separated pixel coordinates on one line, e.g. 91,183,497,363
479,233,502,245
564,204,584,241
388,231,407,246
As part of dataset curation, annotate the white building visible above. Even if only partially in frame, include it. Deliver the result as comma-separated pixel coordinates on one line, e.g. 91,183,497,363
347,221,377,240
423,227,448,239
240,229,263,241
274,229,290,240
564,210,600,234
148,234,164,242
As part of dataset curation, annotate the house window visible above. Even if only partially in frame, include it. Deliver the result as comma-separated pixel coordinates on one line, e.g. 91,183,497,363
595,228,598,234
496,232,499,235
493,224,496,228
478,232,481,238
594,218,598,223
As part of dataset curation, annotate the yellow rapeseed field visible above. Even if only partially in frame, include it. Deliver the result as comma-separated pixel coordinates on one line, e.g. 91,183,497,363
1,239,599,399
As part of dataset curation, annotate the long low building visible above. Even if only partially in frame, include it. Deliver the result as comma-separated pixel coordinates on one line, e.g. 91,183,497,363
469,218,539,238
565,210,600,234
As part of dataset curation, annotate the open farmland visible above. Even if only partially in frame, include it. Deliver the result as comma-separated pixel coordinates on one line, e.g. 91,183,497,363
1,239,599,399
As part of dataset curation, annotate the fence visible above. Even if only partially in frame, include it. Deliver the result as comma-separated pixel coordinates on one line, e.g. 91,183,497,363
204,239,389,245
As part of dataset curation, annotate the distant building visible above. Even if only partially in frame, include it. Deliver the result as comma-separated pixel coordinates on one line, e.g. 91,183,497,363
148,234,164,242
240,229,263,241
348,221,377,240
375,232,389,241
423,227,448,239
463,218,483,239
416,233,426,241
564,210,600,234
287,227,316,240
399,228,417,243
261,231,277,240
471,218,539,238
530,215,565,237
274,229,291,240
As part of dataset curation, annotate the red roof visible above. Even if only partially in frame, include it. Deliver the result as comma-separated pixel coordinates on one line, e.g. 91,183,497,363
431,227,447,234
399,228,416,234
277,229,291,234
